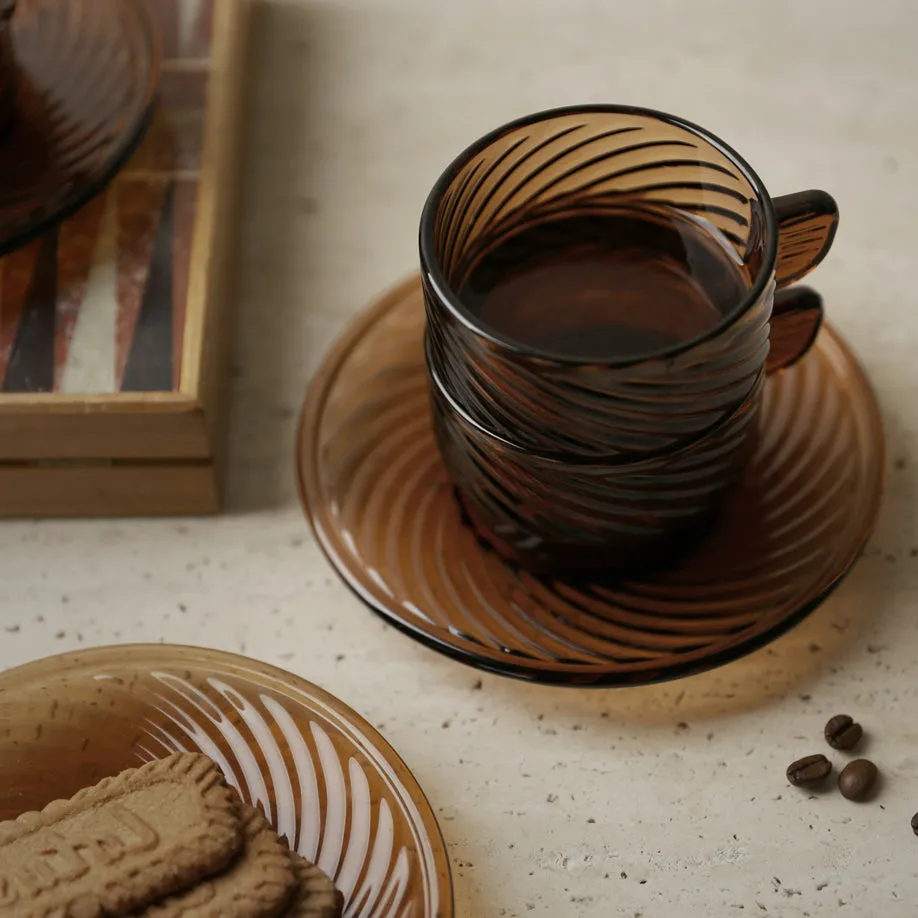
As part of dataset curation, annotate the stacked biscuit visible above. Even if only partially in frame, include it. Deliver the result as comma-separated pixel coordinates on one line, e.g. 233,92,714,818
0,753,343,918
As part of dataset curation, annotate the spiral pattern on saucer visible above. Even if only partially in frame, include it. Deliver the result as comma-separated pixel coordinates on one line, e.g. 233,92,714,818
298,276,884,686
0,0,159,253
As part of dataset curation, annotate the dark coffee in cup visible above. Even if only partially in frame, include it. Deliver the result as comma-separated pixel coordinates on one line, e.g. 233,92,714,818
458,206,750,362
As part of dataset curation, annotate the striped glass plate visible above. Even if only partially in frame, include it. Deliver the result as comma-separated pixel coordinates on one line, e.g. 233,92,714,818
0,643,453,918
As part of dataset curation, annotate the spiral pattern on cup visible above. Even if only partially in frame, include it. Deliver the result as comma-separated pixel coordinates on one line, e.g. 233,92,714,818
421,108,775,459
298,277,884,686
429,354,764,571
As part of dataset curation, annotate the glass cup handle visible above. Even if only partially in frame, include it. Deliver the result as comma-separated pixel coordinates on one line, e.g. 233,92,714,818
766,286,824,373
766,190,839,373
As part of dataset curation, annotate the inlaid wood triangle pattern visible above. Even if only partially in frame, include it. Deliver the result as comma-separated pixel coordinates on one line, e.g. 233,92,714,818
0,0,213,394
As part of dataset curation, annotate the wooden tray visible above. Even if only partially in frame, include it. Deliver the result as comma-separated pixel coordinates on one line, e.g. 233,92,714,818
0,0,249,515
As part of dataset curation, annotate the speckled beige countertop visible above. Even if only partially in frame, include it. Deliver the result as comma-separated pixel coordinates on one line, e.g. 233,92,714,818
2,0,918,914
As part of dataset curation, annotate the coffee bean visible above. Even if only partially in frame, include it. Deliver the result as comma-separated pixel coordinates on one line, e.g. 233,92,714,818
838,759,877,801
911,813,918,836
787,754,832,787
824,714,863,750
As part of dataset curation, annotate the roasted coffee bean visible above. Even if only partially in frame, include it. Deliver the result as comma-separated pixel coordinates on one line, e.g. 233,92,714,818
911,813,918,837
786,754,832,787
838,759,877,801
824,714,863,750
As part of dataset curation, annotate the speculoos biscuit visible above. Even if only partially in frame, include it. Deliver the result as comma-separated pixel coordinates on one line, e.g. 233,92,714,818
137,803,295,918
282,853,343,918
0,752,243,918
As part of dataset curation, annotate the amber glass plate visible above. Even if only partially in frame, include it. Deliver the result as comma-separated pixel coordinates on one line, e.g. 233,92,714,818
0,0,160,255
0,644,454,918
298,275,884,687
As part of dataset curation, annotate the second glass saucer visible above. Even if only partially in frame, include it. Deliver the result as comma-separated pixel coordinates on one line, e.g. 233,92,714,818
0,0,160,255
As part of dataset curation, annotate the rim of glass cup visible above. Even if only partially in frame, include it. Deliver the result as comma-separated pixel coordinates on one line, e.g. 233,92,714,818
418,103,779,368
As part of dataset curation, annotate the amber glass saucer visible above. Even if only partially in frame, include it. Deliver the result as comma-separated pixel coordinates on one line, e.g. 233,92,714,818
0,644,454,918
298,276,884,687
0,0,160,256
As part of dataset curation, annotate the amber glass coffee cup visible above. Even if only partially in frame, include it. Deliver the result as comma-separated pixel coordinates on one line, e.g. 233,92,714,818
419,105,838,571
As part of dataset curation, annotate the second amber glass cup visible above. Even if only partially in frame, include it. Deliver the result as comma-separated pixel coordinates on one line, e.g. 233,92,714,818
419,105,839,572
